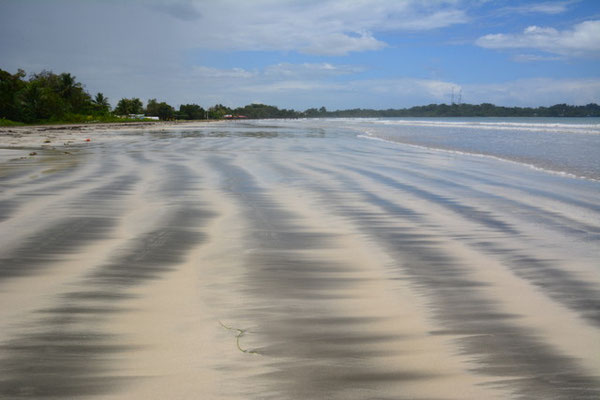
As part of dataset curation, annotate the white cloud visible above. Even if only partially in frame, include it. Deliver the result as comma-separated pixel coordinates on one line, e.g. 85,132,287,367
300,31,387,56
462,78,600,106
476,20,600,57
189,62,362,82
206,73,600,108
499,1,573,15
2,1,595,110
191,66,256,79
150,1,202,21
0,0,471,106
392,9,469,30
182,0,469,55
350,78,460,101
264,63,364,77
239,80,343,94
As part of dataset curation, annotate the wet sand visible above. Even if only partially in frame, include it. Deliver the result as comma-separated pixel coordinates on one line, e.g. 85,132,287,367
1,120,599,399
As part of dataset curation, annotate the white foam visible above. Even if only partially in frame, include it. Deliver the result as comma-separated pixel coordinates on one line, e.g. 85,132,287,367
373,119,600,135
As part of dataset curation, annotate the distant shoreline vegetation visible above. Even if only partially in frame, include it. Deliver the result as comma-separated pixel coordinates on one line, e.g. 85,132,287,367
1,68,599,126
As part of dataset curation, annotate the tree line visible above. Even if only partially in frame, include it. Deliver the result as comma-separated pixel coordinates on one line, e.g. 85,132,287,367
0,68,214,123
0,69,111,123
2,68,599,125
0,68,300,123
315,103,600,118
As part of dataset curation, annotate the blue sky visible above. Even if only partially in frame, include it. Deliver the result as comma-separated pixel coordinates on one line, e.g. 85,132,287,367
1,0,599,110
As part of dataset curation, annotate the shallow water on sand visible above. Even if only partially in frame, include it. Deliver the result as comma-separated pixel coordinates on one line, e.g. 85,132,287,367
357,117,600,181
0,119,599,399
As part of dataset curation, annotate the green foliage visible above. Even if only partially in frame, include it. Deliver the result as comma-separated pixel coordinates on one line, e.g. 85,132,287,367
0,68,96,123
156,103,174,120
232,103,298,119
19,80,65,121
114,97,144,115
304,108,319,117
55,113,149,123
208,104,231,119
0,118,24,126
53,113,104,123
145,98,175,120
313,103,600,118
145,98,159,116
92,92,111,114
24,71,93,118
178,103,206,120
0,68,27,121
88,114,147,123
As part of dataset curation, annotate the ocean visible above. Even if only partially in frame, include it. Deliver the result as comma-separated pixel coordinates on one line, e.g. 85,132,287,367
353,117,600,181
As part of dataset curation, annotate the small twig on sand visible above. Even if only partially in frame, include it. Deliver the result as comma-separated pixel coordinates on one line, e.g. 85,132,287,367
218,320,259,355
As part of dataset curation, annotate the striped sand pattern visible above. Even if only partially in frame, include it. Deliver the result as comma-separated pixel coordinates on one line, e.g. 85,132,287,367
0,119,599,399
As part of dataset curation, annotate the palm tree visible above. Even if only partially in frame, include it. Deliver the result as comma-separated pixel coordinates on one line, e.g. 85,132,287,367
59,73,77,98
93,92,110,113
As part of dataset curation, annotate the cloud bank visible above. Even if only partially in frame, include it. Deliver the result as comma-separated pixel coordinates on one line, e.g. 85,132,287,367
1,0,597,109
158,63,600,109
164,0,469,56
476,20,600,57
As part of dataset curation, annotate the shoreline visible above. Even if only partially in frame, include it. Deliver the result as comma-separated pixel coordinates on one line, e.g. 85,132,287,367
0,120,221,153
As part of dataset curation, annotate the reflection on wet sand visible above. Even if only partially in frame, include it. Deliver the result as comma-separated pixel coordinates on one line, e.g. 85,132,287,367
0,120,599,399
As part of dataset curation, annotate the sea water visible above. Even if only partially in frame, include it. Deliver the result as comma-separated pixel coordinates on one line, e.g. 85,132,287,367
353,117,600,181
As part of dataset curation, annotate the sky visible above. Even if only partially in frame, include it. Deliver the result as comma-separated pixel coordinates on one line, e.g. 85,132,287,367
1,0,599,110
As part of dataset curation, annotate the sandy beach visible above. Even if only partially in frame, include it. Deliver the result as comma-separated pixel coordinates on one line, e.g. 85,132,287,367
1,119,599,399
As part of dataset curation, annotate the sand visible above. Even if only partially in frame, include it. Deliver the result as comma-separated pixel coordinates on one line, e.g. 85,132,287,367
0,120,599,399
